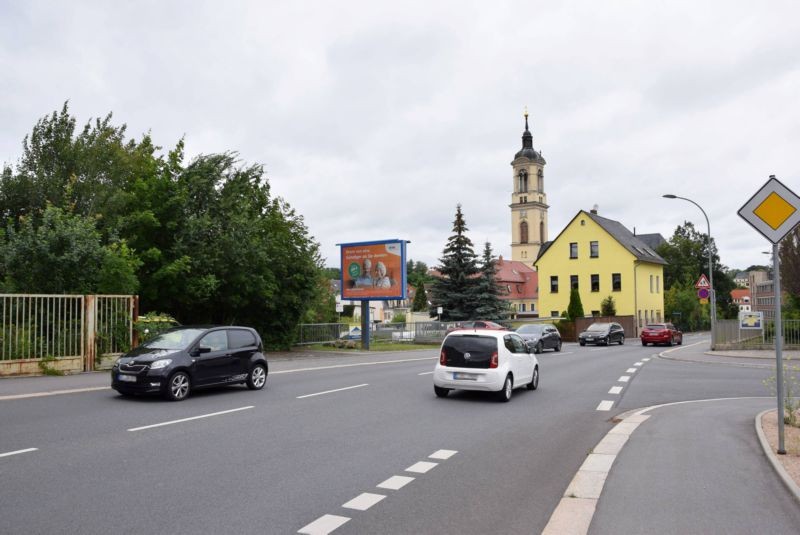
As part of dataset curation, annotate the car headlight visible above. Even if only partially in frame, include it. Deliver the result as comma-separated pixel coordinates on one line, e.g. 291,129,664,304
150,359,172,370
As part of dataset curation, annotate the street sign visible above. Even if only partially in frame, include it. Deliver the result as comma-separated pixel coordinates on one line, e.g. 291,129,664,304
697,288,709,299
699,298,709,304
695,274,710,289
738,176,800,244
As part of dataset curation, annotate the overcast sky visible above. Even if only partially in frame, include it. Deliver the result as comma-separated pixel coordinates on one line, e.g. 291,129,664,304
2,1,799,273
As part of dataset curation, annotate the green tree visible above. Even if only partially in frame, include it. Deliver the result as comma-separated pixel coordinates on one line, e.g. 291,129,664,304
406,259,432,287
600,295,617,316
566,288,585,320
473,242,509,320
429,204,479,321
657,222,737,319
411,281,428,312
664,282,707,331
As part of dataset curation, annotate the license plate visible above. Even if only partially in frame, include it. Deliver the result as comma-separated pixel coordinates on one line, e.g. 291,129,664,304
453,372,477,381
586,337,594,341
118,374,137,383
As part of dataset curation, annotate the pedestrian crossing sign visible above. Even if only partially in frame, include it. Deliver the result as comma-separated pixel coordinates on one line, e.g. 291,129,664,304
695,274,710,289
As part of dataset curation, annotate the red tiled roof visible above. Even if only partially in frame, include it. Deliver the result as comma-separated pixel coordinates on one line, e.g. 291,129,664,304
731,288,750,300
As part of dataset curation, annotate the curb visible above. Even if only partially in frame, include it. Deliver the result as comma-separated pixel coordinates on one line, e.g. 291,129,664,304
755,409,800,503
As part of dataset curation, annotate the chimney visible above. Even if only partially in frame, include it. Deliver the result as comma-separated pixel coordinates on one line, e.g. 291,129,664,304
590,204,598,214
498,255,504,265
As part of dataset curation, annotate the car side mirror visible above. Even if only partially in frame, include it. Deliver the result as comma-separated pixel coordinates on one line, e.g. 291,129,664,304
191,347,211,356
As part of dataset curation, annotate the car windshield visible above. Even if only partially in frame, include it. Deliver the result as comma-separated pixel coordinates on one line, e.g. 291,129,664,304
646,324,667,330
587,323,610,332
141,328,206,350
517,324,545,334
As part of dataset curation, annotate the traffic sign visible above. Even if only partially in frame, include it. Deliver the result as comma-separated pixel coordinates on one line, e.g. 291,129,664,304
695,274,710,289
697,288,709,299
699,298,709,305
738,176,800,244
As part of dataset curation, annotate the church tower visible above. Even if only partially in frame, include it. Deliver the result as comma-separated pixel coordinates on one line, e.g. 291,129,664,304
510,110,548,268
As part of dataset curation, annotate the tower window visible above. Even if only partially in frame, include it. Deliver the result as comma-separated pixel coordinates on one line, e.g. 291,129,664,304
520,221,529,244
518,171,528,193
537,169,543,191
540,221,545,243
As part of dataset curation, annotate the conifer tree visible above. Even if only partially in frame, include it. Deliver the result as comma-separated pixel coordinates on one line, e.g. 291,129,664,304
412,280,428,312
473,242,509,320
567,287,585,320
430,204,479,321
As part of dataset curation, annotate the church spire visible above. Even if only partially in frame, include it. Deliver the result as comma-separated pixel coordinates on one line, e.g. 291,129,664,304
522,108,533,150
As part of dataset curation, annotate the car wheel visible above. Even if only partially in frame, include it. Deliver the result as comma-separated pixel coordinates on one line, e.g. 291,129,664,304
678,337,683,346
555,340,562,352
619,336,625,345
641,340,647,346
579,340,586,346
667,338,673,347
603,337,609,346
535,342,543,354
246,363,268,390
434,385,450,398
163,371,190,401
527,366,539,390
497,375,513,402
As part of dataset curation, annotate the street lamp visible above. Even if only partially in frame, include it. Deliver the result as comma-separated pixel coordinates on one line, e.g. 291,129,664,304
663,194,717,349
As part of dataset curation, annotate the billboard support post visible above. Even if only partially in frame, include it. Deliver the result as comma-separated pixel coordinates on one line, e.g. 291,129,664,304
361,301,370,350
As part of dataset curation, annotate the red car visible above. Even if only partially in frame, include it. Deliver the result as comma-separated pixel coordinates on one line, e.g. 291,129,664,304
640,323,683,346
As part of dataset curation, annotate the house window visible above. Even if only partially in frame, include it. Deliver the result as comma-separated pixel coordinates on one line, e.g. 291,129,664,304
591,274,600,292
570,275,579,290
590,241,599,258
612,273,621,291
656,275,660,293
592,310,600,317
650,275,654,293
551,310,559,318
570,242,578,259
550,276,559,293
520,221,529,244
520,303,526,312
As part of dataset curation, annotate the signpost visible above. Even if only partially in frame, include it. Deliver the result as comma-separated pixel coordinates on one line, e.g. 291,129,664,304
738,175,800,455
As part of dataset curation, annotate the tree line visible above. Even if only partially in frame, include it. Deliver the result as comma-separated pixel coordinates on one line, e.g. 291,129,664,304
0,103,334,348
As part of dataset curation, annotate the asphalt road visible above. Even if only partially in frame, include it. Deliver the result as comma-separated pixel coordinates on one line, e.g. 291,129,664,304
1,334,798,534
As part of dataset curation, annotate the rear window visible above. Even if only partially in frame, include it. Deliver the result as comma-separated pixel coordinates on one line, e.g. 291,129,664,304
646,324,667,329
444,335,497,354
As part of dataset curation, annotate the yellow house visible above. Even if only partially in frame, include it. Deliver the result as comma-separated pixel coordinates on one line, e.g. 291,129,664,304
534,209,666,333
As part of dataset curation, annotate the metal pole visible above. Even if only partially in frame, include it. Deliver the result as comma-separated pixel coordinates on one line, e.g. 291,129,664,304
361,301,370,350
774,241,786,454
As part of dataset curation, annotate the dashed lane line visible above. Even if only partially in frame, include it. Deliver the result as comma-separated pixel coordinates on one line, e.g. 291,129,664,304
406,461,438,474
0,447,38,458
626,368,637,373
342,493,386,511
429,449,457,459
417,371,434,376
296,384,368,399
127,406,254,432
298,514,350,535
596,400,614,411
608,386,623,395
618,376,631,383
377,475,415,490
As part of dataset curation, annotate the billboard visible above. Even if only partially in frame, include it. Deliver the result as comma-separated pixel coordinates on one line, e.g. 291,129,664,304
739,311,763,330
340,240,407,301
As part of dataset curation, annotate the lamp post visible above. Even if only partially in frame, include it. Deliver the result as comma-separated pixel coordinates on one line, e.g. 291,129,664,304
663,194,717,349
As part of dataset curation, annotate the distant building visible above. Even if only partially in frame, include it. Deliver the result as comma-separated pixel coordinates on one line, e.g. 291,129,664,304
749,270,775,320
734,271,749,288
730,288,751,312
495,256,538,317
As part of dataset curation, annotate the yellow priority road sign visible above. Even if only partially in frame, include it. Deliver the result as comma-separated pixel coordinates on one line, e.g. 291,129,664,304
739,176,800,244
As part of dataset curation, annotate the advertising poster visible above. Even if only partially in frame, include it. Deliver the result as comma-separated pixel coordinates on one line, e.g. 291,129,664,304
340,240,407,300
739,311,763,330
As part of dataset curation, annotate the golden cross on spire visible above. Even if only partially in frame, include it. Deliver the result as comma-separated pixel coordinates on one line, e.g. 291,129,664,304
524,106,529,119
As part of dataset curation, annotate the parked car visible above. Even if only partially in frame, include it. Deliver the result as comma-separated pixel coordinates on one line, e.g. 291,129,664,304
578,322,625,346
445,320,509,334
640,323,683,346
516,323,562,353
433,330,539,402
111,326,268,401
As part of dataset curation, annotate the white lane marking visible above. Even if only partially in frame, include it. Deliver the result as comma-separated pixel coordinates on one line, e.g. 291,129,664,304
417,371,434,376
273,357,436,375
608,386,623,395
298,514,350,535
0,386,110,401
626,368,637,373
377,475,414,490
430,449,458,460
406,461,438,474
128,406,253,432
297,384,369,399
596,400,614,411
642,358,651,361
0,447,38,458
342,492,386,511
618,376,630,383
634,362,643,366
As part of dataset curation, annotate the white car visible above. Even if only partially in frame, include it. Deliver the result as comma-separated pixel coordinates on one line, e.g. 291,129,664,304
433,330,539,402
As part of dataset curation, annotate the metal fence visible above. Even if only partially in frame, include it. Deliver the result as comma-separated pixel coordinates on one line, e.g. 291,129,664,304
0,294,135,371
296,321,456,346
714,318,800,349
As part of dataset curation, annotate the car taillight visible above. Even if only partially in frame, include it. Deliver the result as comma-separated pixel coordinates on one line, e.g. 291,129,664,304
440,350,447,365
489,351,498,368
